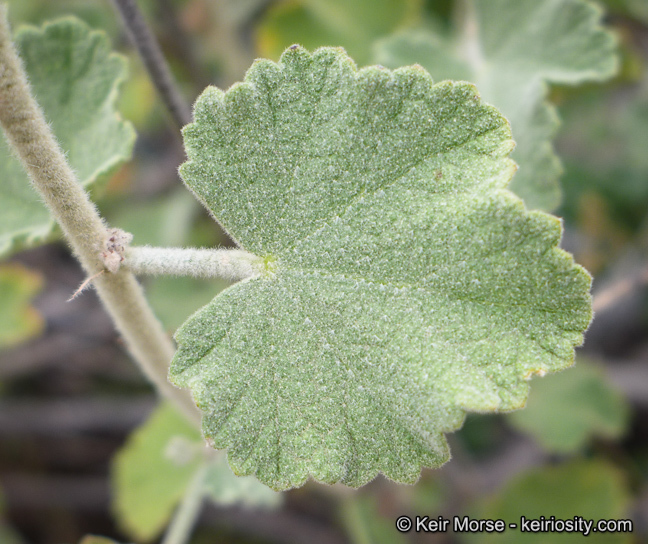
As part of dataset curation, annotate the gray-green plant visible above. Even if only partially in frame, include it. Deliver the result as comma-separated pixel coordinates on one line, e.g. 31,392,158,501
0,0,622,542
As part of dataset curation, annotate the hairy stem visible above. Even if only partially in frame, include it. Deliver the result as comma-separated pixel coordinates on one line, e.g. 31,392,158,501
161,463,207,544
109,0,192,130
0,5,199,426
126,246,263,280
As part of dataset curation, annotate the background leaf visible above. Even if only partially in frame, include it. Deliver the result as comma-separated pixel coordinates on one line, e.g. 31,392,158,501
374,0,618,211
146,277,228,332
340,495,409,544
558,78,648,234
0,264,44,349
172,46,592,490
601,0,648,24
0,17,135,256
256,0,421,65
461,459,632,544
507,359,630,453
0,488,23,544
112,403,280,542
112,403,202,541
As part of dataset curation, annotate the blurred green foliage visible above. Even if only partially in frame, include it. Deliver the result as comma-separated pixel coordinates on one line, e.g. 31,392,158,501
340,494,409,544
112,403,280,542
0,489,22,544
112,403,203,541
256,0,421,64
508,360,630,453
0,264,43,349
463,460,632,544
558,80,648,233
78,537,123,544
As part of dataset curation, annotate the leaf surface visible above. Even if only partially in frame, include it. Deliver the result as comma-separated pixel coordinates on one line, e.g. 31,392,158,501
173,46,592,490
0,17,135,255
374,0,618,210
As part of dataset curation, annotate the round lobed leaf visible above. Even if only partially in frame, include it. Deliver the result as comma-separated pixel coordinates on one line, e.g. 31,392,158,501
173,46,592,490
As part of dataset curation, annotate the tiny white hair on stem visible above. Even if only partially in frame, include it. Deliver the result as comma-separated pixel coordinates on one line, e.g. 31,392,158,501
125,246,263,281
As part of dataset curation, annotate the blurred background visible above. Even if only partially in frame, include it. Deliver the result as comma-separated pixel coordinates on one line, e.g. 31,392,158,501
1,0,647,542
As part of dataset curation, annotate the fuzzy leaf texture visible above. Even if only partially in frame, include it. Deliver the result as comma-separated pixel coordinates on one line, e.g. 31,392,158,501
0,17,135,255
374,0,618,211
173,46,592,490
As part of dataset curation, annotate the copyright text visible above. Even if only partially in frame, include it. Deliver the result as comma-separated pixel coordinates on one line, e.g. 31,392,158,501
394,515,633,536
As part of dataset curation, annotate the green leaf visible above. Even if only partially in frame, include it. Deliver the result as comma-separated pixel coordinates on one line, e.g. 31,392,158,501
456,413,508,457
461,459,632,544
0,264,44,349
507,360,630,453
112,403,202,541
112,402,280,541
0,17,135,256
256,0,421,65
0,526,23,544
410,476,446,514
374,0,618,211
173,46,592,490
